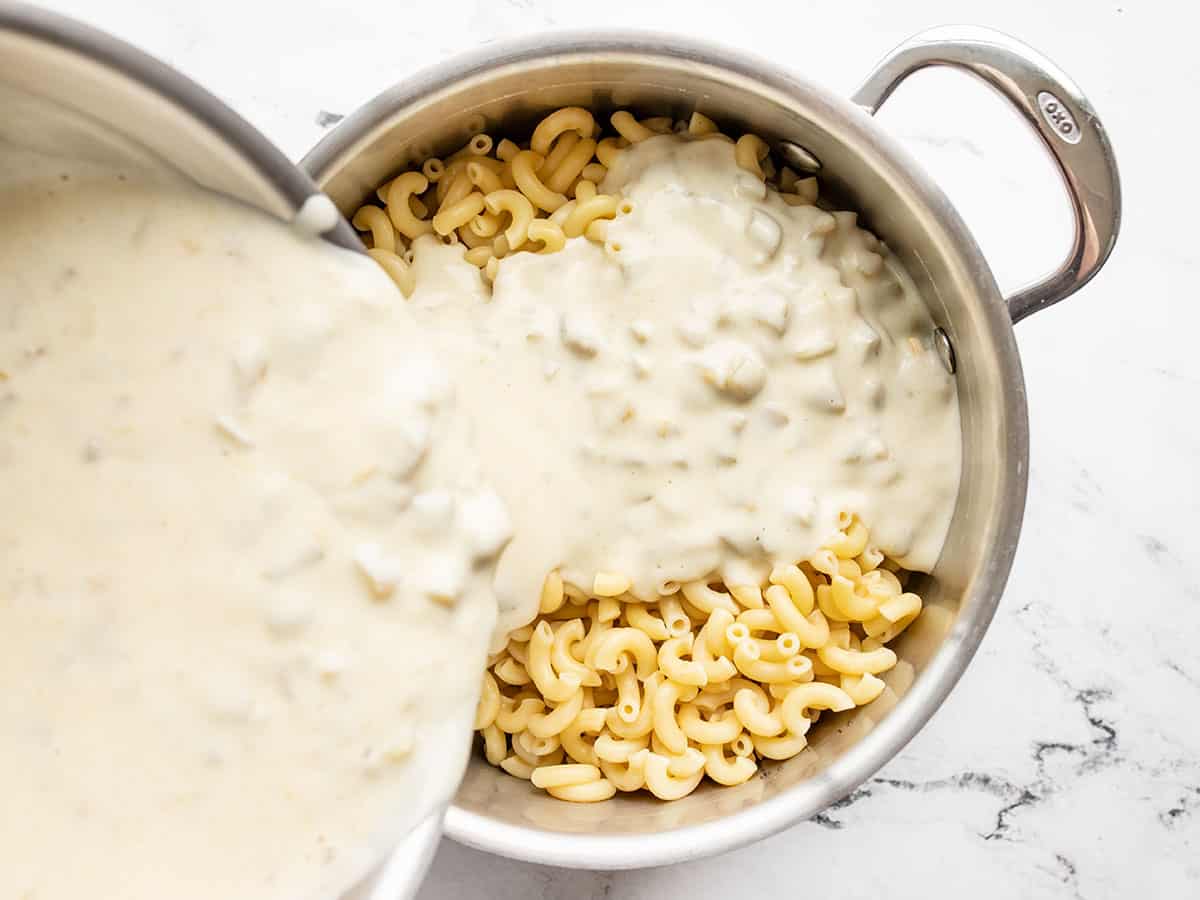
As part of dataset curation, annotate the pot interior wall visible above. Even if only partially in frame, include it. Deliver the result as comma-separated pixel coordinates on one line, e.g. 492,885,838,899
313,46,1023,851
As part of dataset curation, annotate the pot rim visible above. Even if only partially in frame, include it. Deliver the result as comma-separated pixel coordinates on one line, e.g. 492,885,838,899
304,29,1028,870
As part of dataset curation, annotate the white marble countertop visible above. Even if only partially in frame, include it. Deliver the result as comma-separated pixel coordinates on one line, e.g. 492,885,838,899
37,0,1198,896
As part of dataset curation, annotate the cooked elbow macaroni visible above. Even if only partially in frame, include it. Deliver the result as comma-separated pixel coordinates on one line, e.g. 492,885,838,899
353,107,759,284
477,516,924,802
351,108,937,803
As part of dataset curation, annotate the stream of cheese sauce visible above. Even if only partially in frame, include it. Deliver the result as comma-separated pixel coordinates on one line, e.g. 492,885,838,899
0,155,508,900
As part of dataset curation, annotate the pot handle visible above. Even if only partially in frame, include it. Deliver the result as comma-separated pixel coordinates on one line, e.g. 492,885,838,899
852,26,1121,324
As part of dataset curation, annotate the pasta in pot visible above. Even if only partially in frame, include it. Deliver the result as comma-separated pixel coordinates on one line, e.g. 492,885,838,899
352,106,951,802
476,516,922,802
352,105,829,308
351,108,720,292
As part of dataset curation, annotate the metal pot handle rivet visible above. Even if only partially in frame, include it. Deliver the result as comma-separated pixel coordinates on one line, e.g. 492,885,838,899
851,25,1121,324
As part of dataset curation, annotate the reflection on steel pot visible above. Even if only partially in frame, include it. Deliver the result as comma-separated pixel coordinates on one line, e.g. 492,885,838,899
303,26,1119,872
0,2,359,249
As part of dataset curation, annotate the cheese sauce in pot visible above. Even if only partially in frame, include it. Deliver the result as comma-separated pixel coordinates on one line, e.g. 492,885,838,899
401,135,962,646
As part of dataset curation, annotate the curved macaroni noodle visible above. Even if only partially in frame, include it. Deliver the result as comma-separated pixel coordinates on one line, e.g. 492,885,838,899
678,703,742,744
527,621,584,702
642,750,704,800
589,627,657,679
495,696,543,732
545,137,598,194
559,707,606,766
511,150,567,212
432,191,485,237
596,136,629,167
531,107,596,156
474,671,501,729
734,133,770,179
384,171,433,239
526,219,566,254
356,111,932,805
688,111,719,135
352,205,397,252
599,748,649,792
657,634,708,687
562,194,619,239
681,581,739,615
364,249,415,298
625,602,671,642
483,189,536,253
610,111,657,144
702,744,757,786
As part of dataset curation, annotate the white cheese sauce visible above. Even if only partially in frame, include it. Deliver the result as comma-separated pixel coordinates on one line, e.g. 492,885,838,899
0,129,962,898
401,134,962,646
0,156,508,900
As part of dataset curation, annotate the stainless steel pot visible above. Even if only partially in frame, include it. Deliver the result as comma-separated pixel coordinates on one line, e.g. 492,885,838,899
304,27,1120,870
